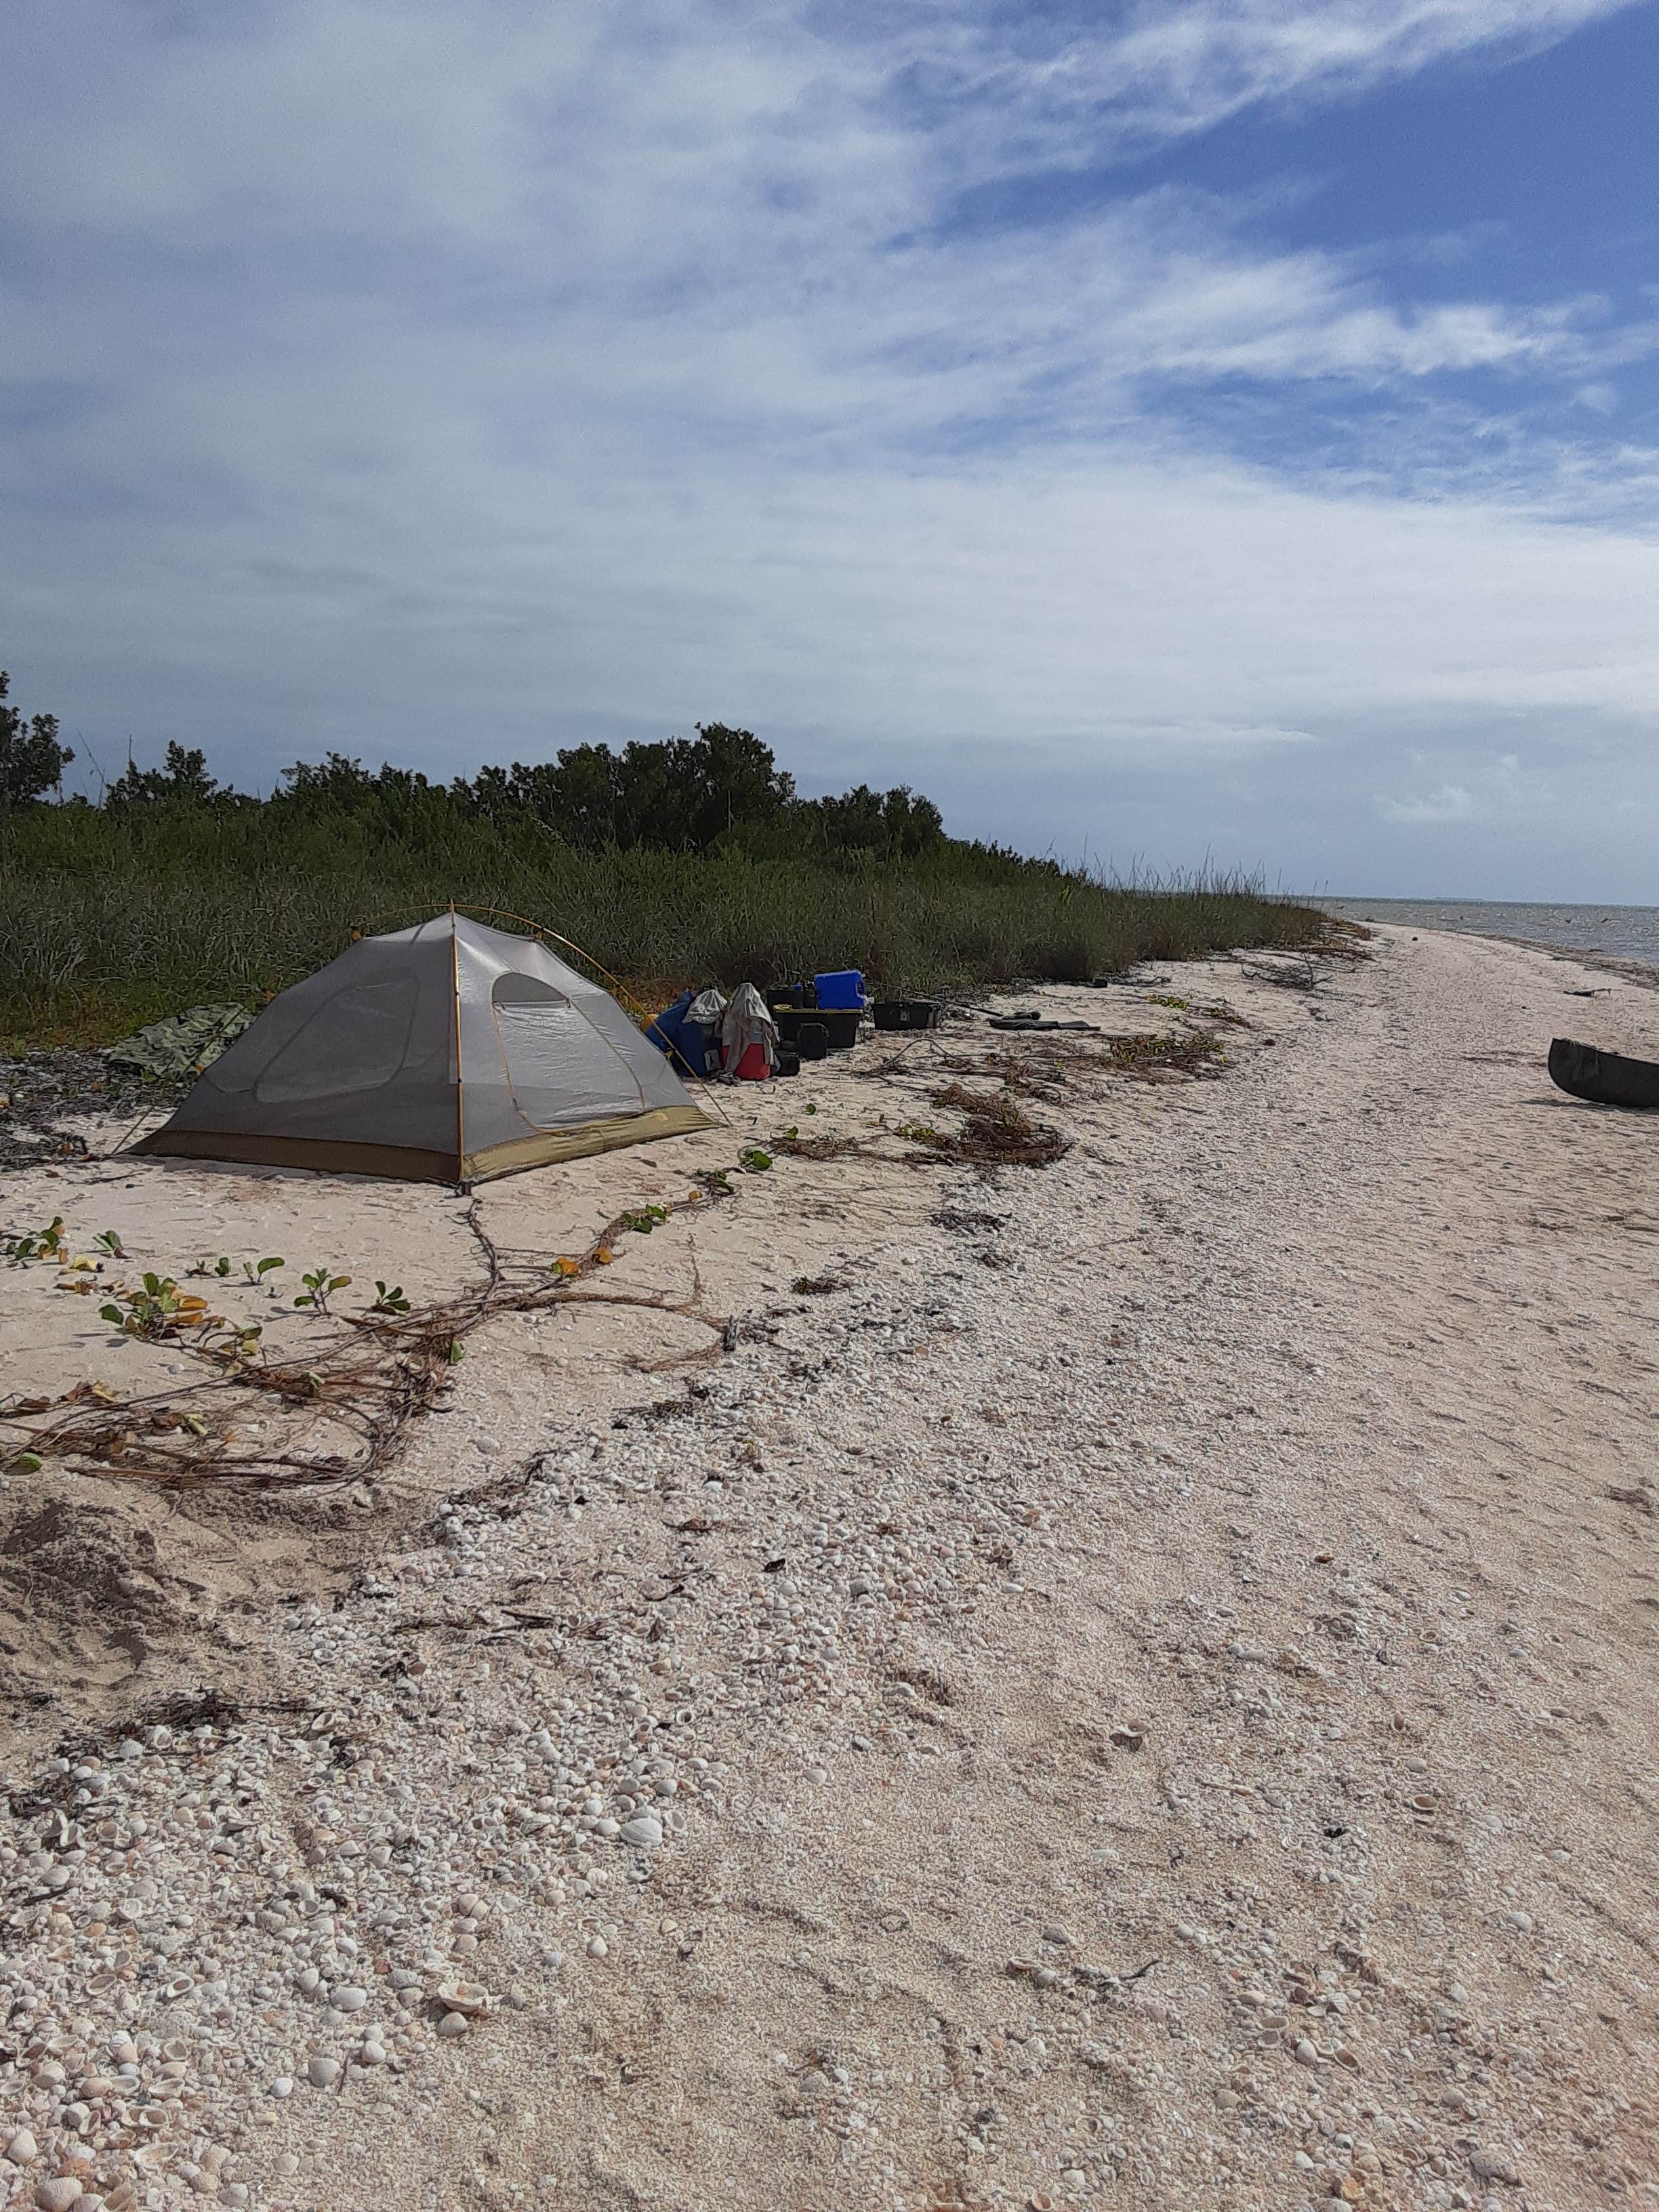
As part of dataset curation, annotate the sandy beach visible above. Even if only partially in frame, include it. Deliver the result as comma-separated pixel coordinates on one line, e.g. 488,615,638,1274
2,925,1656,2212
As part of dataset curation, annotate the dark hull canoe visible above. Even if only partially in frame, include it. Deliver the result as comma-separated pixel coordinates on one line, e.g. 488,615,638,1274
1548,1036,1659,1110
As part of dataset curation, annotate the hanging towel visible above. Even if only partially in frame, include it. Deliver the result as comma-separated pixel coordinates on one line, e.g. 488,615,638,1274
718,983,779,1076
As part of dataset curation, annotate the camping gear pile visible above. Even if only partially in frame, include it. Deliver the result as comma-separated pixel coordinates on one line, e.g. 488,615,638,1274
647,968,887,1085
117,910,955,1182
134,914,710,1184
645,985,782,1082
760,971,867,1064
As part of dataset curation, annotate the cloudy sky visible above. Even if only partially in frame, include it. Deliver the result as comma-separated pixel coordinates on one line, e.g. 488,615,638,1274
4,1,1658,894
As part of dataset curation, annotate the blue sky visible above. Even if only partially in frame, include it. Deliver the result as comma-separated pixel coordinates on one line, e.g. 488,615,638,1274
3,0,1658,895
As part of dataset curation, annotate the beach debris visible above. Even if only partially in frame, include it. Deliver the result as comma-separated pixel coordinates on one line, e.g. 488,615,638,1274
772,1129,865,1160
903,1083,1069,1170
0,1185,737,1490
987,1015,1099,1033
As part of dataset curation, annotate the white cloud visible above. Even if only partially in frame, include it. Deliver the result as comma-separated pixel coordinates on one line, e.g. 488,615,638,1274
910,0,1643,167
1,0,1656,899
1377,781,1477,824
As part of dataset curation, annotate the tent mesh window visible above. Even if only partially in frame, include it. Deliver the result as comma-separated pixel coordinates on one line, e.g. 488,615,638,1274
488,972,645,1128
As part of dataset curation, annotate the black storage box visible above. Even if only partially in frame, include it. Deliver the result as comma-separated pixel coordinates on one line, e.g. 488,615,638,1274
796,1020,829,1061
777,1007,860,1051
872,999,938,1032
775,1004,848,1045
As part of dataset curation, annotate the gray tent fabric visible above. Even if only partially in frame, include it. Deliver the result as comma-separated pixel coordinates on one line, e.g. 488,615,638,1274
132,914,711,1183
106,1003,254,1079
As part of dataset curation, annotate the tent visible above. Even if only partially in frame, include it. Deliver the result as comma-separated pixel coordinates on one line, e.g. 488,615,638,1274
132,913,712,1183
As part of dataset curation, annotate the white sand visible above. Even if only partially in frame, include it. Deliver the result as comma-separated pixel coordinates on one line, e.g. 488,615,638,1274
1,927,1654,2211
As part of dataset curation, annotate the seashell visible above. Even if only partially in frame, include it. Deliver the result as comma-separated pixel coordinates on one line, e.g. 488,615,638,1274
436,1979,494,2018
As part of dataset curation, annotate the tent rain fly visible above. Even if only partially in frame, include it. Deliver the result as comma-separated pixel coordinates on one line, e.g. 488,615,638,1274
133,913,711,1183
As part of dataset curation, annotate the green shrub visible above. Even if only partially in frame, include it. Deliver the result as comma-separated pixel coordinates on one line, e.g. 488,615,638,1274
0,798,1331,1046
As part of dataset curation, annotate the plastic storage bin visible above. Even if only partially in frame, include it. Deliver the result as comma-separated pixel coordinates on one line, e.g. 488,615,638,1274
817,1009,862,1050
873,999,937,1031
813,969,865,1011
777,1007,861,1051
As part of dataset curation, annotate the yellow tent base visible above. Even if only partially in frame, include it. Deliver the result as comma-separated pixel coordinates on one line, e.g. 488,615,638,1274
131,1103,713,1184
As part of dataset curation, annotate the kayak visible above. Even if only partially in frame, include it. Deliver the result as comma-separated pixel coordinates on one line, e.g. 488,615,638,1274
1548,1036,1659,1110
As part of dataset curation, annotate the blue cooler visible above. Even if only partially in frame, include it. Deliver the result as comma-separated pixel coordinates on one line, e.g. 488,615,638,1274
813,968,866,1011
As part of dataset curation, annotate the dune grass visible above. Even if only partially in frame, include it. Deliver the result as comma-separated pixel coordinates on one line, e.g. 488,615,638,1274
0,812,1335,1048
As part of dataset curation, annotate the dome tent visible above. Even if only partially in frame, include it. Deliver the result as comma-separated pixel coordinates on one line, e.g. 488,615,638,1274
132,913,711,1184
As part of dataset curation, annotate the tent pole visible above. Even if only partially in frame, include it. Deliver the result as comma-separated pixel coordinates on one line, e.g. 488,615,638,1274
450,905,465,1181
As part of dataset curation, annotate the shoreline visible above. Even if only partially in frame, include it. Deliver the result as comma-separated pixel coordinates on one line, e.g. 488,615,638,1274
2,928,1655,2211
1315,896,1659,971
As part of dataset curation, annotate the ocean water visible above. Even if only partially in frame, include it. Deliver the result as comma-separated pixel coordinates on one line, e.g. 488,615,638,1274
1315,898,1659,966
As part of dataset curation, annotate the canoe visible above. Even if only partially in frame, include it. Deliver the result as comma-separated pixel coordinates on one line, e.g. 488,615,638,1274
1548,1036,1659,1110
